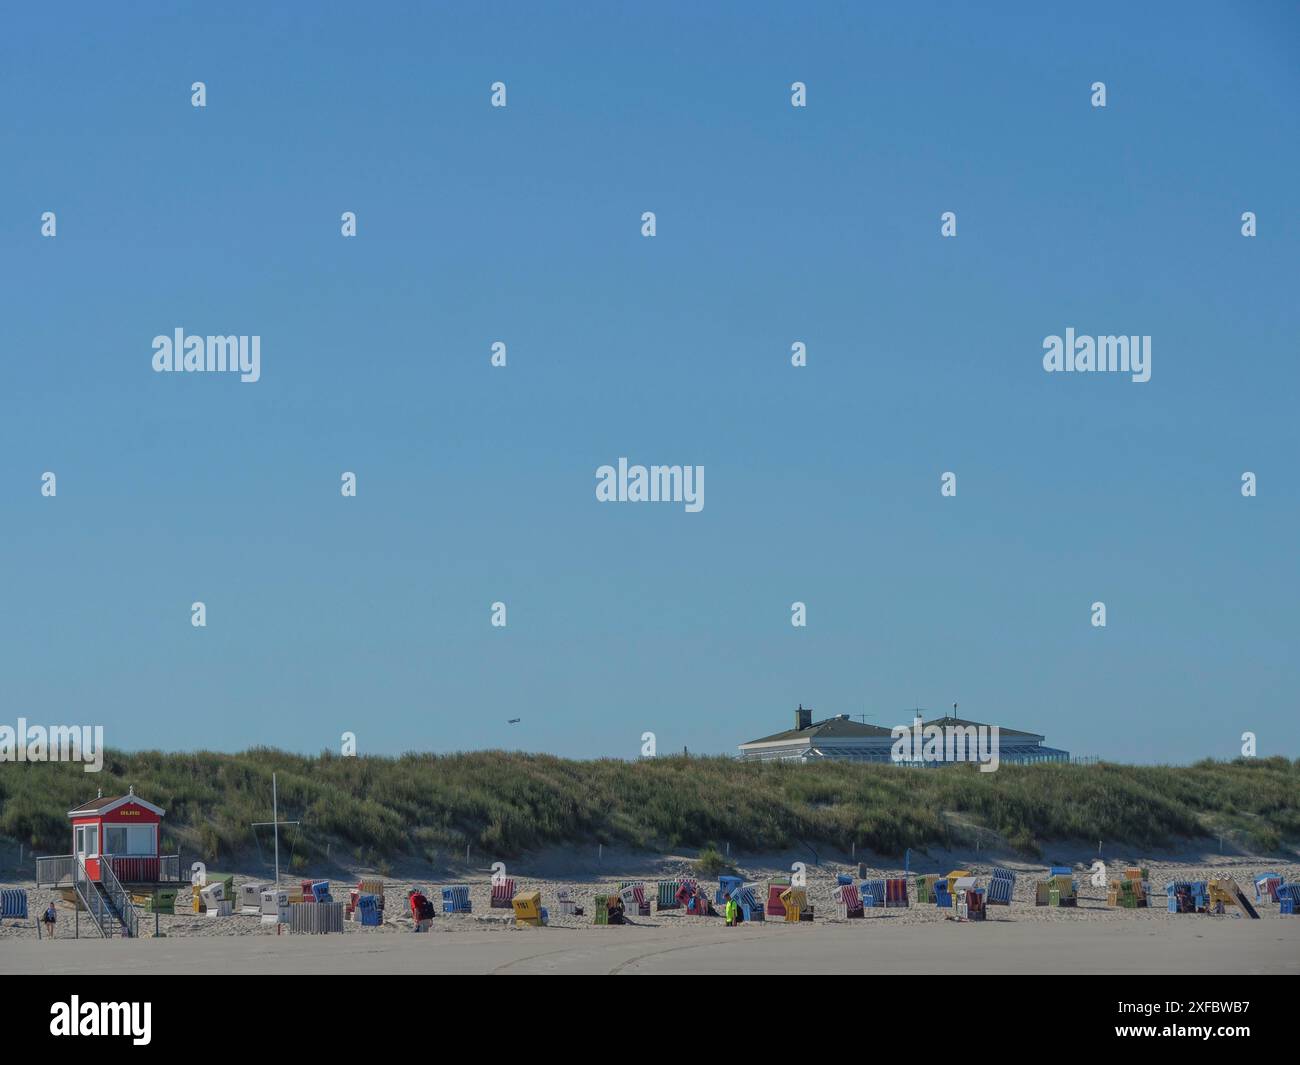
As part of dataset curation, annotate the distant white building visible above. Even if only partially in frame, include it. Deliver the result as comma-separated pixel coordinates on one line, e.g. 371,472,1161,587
737,705,1071,765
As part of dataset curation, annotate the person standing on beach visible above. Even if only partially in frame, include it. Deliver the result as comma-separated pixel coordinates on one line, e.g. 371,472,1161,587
724,893,737,927
42,901,57,939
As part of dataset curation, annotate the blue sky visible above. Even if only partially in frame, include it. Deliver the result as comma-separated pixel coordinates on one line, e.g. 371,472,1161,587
2,1,1297,764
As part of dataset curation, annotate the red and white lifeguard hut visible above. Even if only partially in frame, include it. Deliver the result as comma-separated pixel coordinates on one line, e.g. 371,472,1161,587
37,786,181,889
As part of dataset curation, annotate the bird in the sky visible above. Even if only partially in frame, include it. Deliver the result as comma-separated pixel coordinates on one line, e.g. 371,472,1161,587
507,718,521,724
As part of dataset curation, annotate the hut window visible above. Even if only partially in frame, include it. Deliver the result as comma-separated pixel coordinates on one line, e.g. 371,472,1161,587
75,825,98,856
105,824,155,854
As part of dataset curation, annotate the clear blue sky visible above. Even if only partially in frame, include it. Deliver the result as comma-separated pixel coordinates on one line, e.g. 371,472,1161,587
3,1,1297,764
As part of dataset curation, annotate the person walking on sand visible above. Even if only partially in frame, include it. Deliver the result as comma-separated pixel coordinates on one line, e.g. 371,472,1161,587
724,892,738,927
42,901,57,939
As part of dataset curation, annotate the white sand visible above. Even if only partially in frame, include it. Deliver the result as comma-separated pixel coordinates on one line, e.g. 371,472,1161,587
3,848,1296,973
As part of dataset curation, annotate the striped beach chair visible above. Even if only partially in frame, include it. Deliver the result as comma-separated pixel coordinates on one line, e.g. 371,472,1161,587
657,880,681,910
0,888,28,920
620,883,650,917
1278,883,1300,916
555,888,577,916
987,867,1015,906
715,875,743,906
884,877,909,908
734,884,764,921
915,874,937,904
490,877,516,908
834,883,864,919
860,879,887,909
441,885,472,914
1255,873,1284,904
780,886,808,922
766,880,790,917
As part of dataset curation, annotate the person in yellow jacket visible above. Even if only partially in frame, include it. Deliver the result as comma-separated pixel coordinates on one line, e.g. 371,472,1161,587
724,893,738,927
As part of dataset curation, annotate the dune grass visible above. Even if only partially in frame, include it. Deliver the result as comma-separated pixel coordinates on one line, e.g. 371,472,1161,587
1,750,1296,866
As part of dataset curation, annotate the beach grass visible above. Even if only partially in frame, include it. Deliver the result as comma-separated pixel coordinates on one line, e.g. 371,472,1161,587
2,750,1296,864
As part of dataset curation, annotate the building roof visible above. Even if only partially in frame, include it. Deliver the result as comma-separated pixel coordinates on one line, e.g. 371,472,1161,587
742,716,895,745
67,793,165,818
741,712,1046,748
920,716,1043,741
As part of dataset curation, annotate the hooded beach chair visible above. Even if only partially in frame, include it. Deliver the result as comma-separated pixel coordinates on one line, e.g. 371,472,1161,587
987,867,1015,906
766,881,789,917
934,880,954,908
512,890,545,926
734,884,764,921
715,875,743,906
953,877,983,920
238,882,267,914
441,885,472,914
657,880,682,910
1255,873,1283,904
490,877,516,908
860,879,886,908
1278,883,1300,916
915,874,937,904
833,883,864,919
0,889,28,921
780,886,808,922
884,878,909,907
620,883,649,917
357,879,385,914
357,893,382,926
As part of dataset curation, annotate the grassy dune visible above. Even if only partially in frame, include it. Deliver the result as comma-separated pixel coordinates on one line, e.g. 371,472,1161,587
2,751,1297,870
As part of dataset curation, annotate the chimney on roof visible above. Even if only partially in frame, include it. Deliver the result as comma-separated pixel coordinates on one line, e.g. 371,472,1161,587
97,788,102,799
795,704,813,730
128,785,134,796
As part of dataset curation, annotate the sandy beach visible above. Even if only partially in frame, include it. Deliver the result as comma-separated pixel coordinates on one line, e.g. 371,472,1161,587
3,847,1297,974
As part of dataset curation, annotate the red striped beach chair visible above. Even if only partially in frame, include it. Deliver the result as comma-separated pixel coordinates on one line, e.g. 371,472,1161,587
833,883,864,919
490,877,516,908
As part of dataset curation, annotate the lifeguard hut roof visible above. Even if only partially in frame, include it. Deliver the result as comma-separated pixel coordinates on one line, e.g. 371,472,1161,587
66,794,165,819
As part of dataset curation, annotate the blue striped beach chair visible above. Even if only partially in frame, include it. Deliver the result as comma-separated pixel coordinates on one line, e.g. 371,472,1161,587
715,875,743,906
734,884,764,921
441,885,472,914
1,888,27,920
1279,884,1300,916
860,879,886,908
987,867,1015,906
